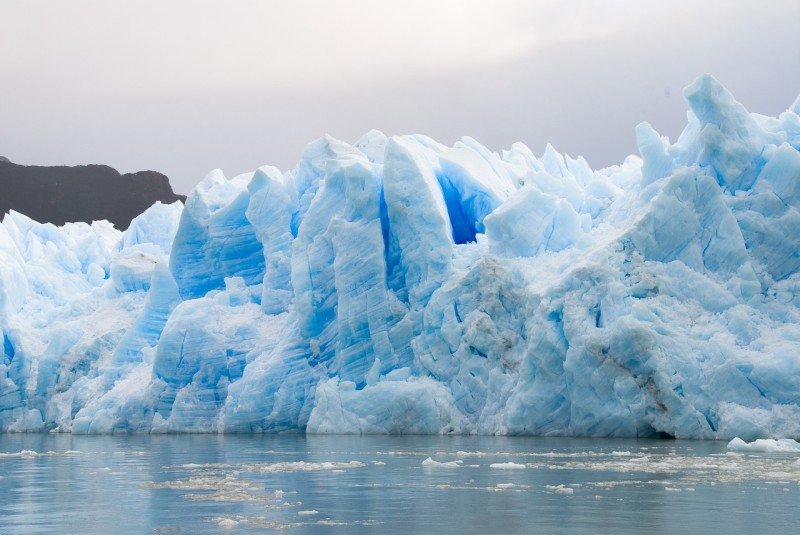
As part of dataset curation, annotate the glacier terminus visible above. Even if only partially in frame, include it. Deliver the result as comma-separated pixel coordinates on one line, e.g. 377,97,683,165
2,75,800,439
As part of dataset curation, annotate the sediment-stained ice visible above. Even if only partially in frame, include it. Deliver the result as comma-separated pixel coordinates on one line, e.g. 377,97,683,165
2,75,800,439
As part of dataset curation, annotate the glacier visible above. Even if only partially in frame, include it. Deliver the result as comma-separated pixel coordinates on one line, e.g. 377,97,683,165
2,74,800,439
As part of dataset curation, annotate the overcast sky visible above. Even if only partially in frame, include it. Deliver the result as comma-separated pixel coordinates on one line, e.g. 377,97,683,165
2,0,799,194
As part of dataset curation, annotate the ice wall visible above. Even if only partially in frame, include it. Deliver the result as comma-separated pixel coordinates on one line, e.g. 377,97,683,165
2,75,800,439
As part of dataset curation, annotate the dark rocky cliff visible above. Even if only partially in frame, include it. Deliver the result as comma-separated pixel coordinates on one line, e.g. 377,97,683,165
0,158,185,229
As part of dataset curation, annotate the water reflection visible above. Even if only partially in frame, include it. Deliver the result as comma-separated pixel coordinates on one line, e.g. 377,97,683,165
0,434,798,534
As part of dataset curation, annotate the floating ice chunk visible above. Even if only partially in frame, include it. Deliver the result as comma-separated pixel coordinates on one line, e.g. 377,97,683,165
0,450,39,458
218,518,239,529
247,460,365,473
489,462,525,469
545,484,574,495
726,437,800,453
422,457,462,468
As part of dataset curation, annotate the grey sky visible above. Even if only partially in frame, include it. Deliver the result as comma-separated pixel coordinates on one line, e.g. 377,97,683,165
1,0,799,194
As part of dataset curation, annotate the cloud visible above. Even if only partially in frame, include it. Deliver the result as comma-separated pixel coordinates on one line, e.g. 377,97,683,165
0,0,634,96
4,1,793,98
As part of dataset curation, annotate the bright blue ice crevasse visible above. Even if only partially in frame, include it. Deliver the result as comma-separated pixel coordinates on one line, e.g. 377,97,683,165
3,75,800,439
169,170,265,300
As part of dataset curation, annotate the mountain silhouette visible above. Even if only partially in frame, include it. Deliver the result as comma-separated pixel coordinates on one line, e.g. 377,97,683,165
0,158,185,229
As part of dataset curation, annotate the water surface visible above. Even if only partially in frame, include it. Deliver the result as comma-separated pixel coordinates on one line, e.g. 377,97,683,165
1,434,798,533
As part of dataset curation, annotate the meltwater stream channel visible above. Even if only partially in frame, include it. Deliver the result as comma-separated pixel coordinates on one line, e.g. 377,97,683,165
1,434,798,534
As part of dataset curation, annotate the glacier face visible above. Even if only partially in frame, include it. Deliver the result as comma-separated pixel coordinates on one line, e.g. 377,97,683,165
3,75,800,439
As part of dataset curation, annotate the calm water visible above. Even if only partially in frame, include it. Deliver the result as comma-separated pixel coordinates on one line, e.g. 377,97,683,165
1,434,798,534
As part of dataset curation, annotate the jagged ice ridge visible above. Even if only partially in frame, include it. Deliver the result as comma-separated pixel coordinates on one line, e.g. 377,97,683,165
2,75,800,439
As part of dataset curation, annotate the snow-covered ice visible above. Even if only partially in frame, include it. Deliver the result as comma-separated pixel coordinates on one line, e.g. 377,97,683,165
2,75,800,439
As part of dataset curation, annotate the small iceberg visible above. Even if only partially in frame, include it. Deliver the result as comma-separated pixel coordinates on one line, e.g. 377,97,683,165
726,437,800,453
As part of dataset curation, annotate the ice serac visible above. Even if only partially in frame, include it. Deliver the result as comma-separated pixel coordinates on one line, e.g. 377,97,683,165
245,166,296,314
382,136,453,307
120,201,184,255
682,74,773,192
290,151,392,385
170,170,265,300
437,139,518,243
110,262,180,368
484,185,583,257
3,74,800,440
